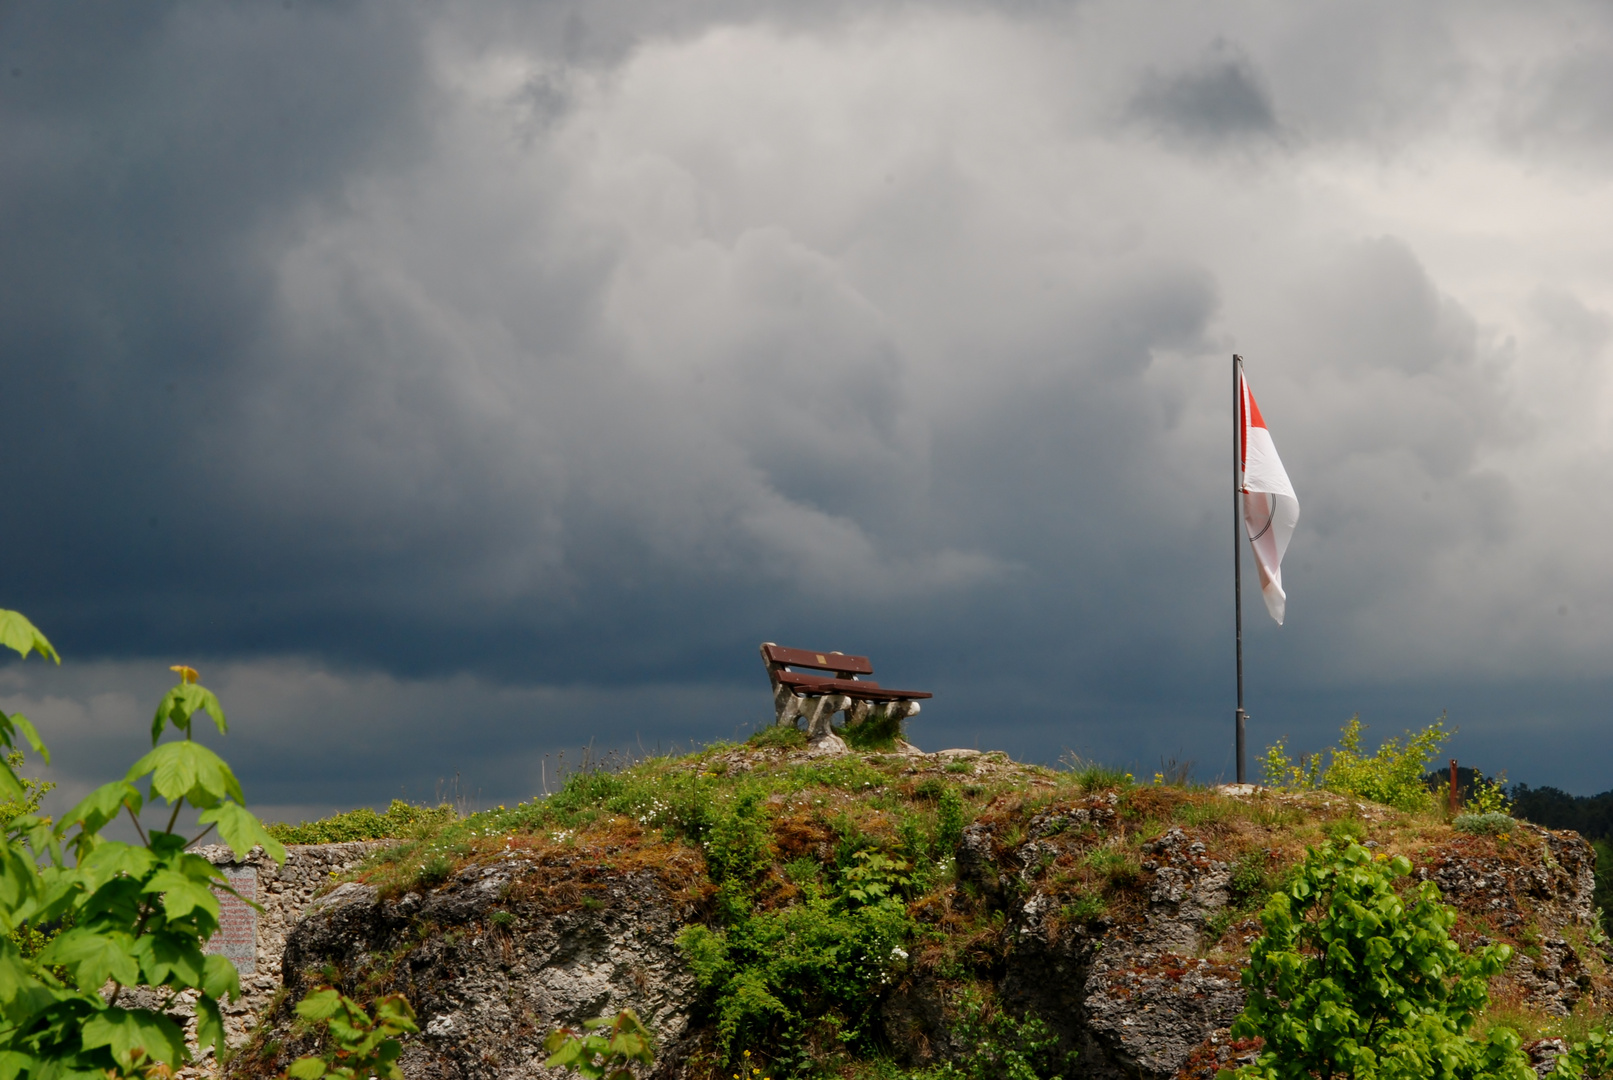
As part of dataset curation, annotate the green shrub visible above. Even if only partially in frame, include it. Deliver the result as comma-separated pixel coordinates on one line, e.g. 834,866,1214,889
749,725,807,751
841,711,903,752
1231,841,1531,1080
677,892,915,1068
838,850,912,906
1594,840,1613,940
1553,1024,1613,1079
1259,737,1322,790
1453,813,1516,836
1260,715,1450,811
544,1009,655,1080
1060,895,1105,925
935,787,967,859
1060,755,1130,791
415,853,455,887
285,989,418,1080
1466,773,1511,816
267,798,458,844
935,986,1076,1080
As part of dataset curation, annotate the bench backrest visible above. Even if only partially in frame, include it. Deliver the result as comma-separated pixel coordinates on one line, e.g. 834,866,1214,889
760,643,874,676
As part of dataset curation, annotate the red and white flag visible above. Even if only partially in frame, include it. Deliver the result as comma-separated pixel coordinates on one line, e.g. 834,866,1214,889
1239,370,1299,625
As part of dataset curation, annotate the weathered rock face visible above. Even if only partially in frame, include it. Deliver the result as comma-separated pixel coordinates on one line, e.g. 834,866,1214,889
899,803,1605,1080
932,815,1249,1080
1419,829,1599,1016
230,789,1608,1080
233,853,704,1080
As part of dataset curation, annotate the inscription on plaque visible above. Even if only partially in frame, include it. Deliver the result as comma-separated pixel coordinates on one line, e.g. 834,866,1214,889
205,869,258,976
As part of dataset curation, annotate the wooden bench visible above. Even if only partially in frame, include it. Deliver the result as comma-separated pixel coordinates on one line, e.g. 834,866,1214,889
760,643,932,741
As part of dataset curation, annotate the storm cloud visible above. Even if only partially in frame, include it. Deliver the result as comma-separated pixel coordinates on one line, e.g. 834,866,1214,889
3,1,1613,818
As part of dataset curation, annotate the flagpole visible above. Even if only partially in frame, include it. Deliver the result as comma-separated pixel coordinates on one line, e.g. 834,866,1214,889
1233,354,1246,785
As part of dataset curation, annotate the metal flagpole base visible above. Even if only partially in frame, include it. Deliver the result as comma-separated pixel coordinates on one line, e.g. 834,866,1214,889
1235,708,1246,785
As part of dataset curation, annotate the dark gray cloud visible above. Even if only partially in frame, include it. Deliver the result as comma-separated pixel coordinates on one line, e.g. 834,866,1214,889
2,1,1613,815
1129,43,1281,145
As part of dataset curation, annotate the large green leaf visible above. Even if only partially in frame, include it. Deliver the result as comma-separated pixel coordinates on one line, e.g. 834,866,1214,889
199,800,287,864
0,611,58,664
195,994,226,1055
77,841,156,894
201,953,240,1002
0,1049,38,1080
38,929,140,989
126,741,243,807
149,682,226,745
141,869,220,923
81,1007,186,1071
0,943,42,1012
59,782,143,839
0,845,44,914
131,933,205,988
295,988,345,1021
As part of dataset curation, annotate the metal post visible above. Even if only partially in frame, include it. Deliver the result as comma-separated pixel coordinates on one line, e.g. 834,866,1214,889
1234,354,1246,785
1449,759,1459,817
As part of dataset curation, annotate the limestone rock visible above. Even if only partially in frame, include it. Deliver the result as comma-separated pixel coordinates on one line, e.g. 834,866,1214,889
226,800,1607,1080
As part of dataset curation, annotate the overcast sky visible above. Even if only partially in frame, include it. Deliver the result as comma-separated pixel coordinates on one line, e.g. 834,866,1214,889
4,1,1613,822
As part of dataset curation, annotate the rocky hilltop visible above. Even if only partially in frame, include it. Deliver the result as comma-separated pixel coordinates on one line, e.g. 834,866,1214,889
225,740,1608,1080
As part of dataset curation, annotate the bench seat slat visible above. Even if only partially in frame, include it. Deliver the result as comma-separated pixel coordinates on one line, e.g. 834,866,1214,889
761,644,874,675
776,671,931,701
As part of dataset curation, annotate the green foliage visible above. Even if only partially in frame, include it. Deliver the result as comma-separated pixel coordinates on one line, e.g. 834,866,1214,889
749,725,807,751
1060,755,1130,791
933,987,1076,1080
1231,841,1532,1080
707,792,771,888
1259,715,1450,811
935,787,966,860
1060,894,1105,925
706,791,773,923
678,890,915,1068
0,607,293,1079
282,989,418,1080
268,799,459,844
839,850,912,906
679,818,921,1069
544,1009,655,1080
0,750,54,828
415,853,455,887
840,711,903,752
1228,849,1290,909
1466,773,1511,816
1593,840,1613,941
0,609,59,666
1453,813,1516,836
1259,737,1322,790
1551,1025,1613,1079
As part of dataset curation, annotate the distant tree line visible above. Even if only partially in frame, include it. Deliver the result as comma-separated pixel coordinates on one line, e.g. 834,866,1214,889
1506,783,1613,842
1419,767,1613,840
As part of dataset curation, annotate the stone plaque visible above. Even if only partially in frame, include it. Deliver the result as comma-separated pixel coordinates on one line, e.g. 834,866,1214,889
205,869,258,976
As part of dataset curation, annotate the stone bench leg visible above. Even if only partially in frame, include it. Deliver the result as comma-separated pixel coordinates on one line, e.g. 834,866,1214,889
773,683,807,727
844,699,922,729
774,686,853,740
803,694,851,740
